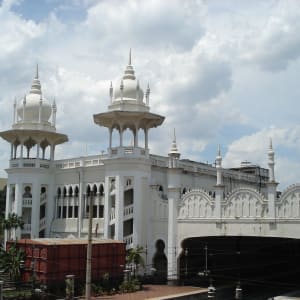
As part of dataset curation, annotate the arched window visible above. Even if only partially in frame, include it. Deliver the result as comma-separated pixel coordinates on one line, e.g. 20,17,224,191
99,184,104,196
93,184,97,195
159,185,163,192
86,185,91,197
57,187,61,197
69,186,73,197
63,187,67,198
75,186,79,197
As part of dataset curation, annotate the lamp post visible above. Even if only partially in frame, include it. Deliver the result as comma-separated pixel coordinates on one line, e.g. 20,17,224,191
85,191,93,300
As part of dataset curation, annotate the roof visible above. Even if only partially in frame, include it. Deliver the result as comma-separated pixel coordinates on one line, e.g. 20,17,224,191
16,238,124,246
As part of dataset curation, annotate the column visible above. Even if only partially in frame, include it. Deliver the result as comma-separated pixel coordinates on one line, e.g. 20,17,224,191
120,128,123,147
145,128,148,149
20,143,24,158
109,128,112,149
115,175,124,240
10,144,13,159
214,185,224,219
36,144,40,159
267,182,278,219
103,176,110,239
50,144,55,160
31,182,40,238
167,186,181,284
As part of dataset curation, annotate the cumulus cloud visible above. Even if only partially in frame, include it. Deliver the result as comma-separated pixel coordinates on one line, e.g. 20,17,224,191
0,0,300,191
223,126,300,188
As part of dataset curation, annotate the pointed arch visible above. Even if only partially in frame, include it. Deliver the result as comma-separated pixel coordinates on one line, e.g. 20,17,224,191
178,189,214,219
224,187,266,218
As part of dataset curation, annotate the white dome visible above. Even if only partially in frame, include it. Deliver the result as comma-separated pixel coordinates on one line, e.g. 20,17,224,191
16,69,52,123
17,93,52,123
114,77,144,102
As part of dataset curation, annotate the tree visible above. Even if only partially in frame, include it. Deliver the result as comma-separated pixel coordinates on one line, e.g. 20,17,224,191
126,246,145,278
0,242,25,282
2,213,24,241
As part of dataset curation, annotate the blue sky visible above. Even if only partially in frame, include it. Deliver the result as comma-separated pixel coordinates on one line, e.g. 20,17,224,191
0,0,300,189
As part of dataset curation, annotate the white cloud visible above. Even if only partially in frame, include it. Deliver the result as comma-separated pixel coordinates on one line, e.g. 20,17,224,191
0,0,300,192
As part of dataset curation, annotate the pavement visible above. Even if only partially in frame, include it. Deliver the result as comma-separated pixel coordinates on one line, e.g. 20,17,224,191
84,285,207,299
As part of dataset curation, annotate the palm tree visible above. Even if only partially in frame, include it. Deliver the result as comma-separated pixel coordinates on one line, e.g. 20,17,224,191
0,242,25,282
126,246,145,278
3,213,24,240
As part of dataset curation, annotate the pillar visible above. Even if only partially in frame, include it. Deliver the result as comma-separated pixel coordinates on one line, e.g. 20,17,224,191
167,186,181,283
267,182,278,219
115,175,124,240
103,176,110,239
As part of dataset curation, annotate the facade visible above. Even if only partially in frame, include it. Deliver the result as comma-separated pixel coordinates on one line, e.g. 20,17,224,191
1,54,275,282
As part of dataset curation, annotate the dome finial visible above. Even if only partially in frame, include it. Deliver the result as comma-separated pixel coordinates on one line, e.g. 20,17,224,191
129,48,132,66
30,65,42,95
269,137,273,150
36,64,39,79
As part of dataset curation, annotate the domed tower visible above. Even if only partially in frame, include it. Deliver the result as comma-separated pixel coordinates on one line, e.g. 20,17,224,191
94,50,164,158
93,52,165,249
0,66,68,240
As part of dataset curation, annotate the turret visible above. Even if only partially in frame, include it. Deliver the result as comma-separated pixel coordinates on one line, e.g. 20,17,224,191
267,138,278,219
168,129,180,168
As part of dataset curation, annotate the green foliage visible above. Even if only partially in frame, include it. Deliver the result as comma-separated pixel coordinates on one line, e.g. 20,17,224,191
119,278,141,293
126,246,145,277
0,242,25,282
1,213,24,241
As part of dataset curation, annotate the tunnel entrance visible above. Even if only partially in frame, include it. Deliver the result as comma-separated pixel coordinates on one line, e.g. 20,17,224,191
179,236,300,292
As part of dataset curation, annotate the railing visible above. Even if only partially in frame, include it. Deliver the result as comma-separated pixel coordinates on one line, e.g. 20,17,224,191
22,223,31,234
123,234,133,248
39,218,46,228
10,158,50,169
124,205,133,218
22,198,32,206
56,154,107,169
109,147,149,158
110,208,115,221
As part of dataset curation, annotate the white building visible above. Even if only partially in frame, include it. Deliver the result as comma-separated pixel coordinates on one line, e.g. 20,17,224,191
1,54,273,282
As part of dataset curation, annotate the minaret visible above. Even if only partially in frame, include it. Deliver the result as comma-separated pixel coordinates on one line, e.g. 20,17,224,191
167,129,181,284
214,145,224,219
267,138,278,219
168,129,180,168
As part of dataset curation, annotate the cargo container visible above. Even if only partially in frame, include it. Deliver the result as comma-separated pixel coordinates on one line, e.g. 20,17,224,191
8,238,126,288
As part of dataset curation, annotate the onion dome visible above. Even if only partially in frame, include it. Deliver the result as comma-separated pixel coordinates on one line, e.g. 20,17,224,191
16,65,52,124
113,50,144,103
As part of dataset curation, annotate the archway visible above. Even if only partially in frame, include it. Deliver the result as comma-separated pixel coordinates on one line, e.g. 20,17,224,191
152,239,167,283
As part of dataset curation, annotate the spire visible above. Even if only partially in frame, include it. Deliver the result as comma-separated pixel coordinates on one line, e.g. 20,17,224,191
109,81,113,103
146,83,150,105
30,65,42,95
129,48,132,66
123,49,135,80
169,128,180,155
216,144,223,186
168,128,180,168
36,64,39,79
268,138,275,182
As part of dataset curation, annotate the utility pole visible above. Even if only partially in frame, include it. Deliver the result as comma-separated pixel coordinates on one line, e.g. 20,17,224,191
85,192,93,299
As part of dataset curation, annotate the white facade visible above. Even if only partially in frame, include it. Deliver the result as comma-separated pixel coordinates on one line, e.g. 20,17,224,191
2,55,287,282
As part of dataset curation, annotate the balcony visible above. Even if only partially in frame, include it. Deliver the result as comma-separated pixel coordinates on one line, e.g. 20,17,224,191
22,223,31,234
10,158,51,169
39,218,46,229
110,208,116,223
123,204,133,220
123,234,133,249
22,198,32,207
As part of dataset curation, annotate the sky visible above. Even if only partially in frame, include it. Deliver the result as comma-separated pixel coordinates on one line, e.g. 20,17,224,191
0,0,300,190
